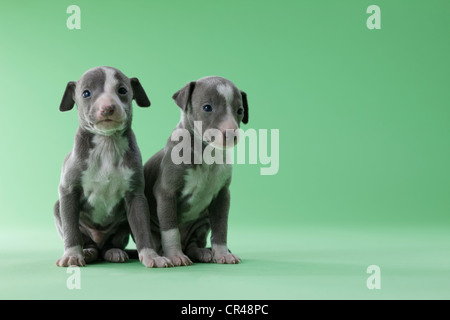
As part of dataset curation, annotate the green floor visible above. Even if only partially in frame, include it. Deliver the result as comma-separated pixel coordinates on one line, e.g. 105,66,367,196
1,223,449,300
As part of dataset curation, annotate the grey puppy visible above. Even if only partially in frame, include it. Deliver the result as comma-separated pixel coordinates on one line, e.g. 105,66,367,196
54,66,172,268
144,76,248,266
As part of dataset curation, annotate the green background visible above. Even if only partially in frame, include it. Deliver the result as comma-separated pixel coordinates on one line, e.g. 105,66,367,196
1,0,449,299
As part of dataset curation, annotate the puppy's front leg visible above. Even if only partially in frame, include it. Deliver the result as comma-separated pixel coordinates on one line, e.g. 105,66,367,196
56,191,85,267
209,186,240,264
156,190,192,266
126,193,173,268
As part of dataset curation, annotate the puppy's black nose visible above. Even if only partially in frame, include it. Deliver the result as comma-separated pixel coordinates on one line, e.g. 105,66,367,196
100,105,115,116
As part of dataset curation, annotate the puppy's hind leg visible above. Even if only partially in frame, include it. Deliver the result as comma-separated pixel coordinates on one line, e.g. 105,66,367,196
185,218,213,263
103,248,129,263
83,246,99,263
81,234,99,264
186,246,213,263
101,224,130,263
53,200,63,238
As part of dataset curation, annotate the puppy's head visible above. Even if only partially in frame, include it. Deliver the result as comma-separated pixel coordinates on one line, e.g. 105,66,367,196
173,76,249,149
59,66,150,135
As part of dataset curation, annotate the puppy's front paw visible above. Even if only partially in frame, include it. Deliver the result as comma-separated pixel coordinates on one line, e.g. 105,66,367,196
139,248,173,268
214,252,241,264
56,246,86,267
167,253,193,267
212,245,240,264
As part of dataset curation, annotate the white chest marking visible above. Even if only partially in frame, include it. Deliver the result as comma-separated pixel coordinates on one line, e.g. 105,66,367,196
81,135,133,224
180,164,231,223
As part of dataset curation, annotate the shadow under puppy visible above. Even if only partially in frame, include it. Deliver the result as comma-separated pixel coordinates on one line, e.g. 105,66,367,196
54,66,172,268
144,76,248,266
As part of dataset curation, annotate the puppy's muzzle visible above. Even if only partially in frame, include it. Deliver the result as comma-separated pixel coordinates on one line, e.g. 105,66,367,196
223,130,239,146
205,128,240,150
100,104,115,117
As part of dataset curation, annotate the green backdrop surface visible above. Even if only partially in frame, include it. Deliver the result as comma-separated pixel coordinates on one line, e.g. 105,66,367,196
0,0,449,300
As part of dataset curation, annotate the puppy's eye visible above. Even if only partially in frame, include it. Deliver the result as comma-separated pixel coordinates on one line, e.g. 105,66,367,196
202,104,213,112
82,90,91,98
237,108,244,116
118,87,128,95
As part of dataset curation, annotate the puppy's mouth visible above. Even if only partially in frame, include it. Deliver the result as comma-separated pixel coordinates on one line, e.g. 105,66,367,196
95,117,126,125
89,118,126,135
97,119,118,124
204,136,238,150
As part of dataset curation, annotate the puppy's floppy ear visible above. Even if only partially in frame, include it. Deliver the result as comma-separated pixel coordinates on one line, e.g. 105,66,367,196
59,81,76,112
240,90,249,124
130,77,151,107
172,81,196,110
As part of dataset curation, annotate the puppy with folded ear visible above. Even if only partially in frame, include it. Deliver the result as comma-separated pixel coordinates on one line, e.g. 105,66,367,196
144,76,248,266
54,66,172,268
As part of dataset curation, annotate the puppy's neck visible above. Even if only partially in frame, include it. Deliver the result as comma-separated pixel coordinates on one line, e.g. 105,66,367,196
177,116,208,150
77,127,131,164
91,134,129,166
80,125,129,139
